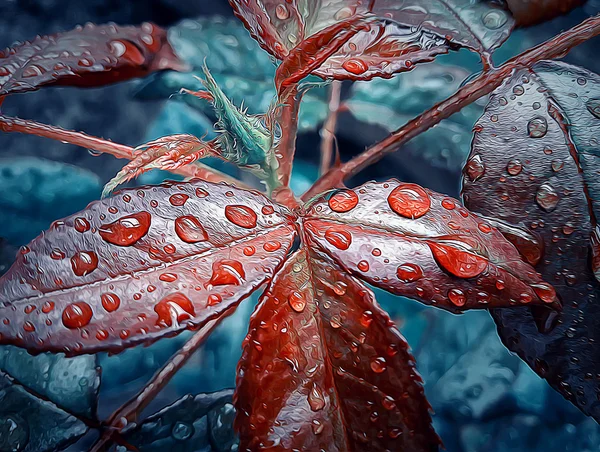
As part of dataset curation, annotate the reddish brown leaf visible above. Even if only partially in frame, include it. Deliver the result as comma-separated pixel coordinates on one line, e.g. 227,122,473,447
0,180,295,355
462,61,600,421
0,22,187,96
235,247,440,451
304,180,559,313
230,0,514,81
505,0,586,27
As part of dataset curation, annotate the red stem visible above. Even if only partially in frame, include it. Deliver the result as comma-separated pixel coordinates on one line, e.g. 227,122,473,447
89,316,222,452
0,115,249,189
302,14,600,201
319,81,342,175
275,86,301,187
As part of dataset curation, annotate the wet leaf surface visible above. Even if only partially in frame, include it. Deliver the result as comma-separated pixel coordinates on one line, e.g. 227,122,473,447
235,247,440,451
462,60,600,421
505,0,586,27
304,180,559,313
0,180,296,355
230,0,514,80
0,22,185,97
135,17,328,132
119,389,237,452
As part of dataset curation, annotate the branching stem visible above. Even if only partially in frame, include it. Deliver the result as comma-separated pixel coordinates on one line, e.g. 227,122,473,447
303,14,600,200
319,81,342,175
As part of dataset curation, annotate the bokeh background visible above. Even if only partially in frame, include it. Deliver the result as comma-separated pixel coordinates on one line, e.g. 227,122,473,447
1,1,600,450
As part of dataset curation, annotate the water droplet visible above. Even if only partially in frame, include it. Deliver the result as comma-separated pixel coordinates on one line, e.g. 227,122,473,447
99,212,151,246
478,223,492,233
159,273,178,283
586,99,600,118
528,117,548,138
396,263,423,283
324,227,352,250
507,159,522,175
441,199,456,210
171,421,193,441
372,248,382,256
262,205,275,215
312,419,324,435
513,84,524,96
387,184,431,219
329,315,342,329
74,217,91,233
169,193,189,206
23,321,35,332
328,189,359,213
532,283,557,304
62,302,93,329
333,281,347,296
0,414,29,451
342,58,368,75
428,242,488,278
70,251,98,276
208,260,245,286
243,246,255,256
263,241,281,252
42,301,55,313
101,293,120,312
382,396,396,410
155,293,195,327
288,291,306,312
275,3,290,20
482,10,507,29
50,249,65,260
308,384,326,411
466,155,485,181
24,305,35,314
174,215,208,243
551,160,564,172
357,260,370,272
207,294,222,306
225,205,257,228
361,310,373,328
370,357,387,373
536,183,559,211
448,288,466,307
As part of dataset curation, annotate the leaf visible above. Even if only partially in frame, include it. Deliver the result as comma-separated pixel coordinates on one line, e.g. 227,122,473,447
0,22,186,97
0,180,296,355
304,181,559,312
461,60,600,421
235,247,440,451
119,389,237,451
134,17,328,132
505,0,586,27
230,0,515,80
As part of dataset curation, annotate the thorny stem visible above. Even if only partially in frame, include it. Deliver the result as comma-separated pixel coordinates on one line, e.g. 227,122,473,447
319,81,342,175
0,115,250,189
89,317,222,452
275,85,301,187
302,13,600,201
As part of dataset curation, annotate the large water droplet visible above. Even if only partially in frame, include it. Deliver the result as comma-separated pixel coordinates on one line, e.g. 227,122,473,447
171,421,194,441
225,205,257,229
155,293,195,327
101,293,120,312
506,159,522,176
62,302,93,329
275,3,290,20
370,357,387,373
448,288,466,307
174,215,208,243
535,183,559,212
288,291,306,312
532,283,557,304
466,155,485,181
70,251,98,276
528,117,548,138
169,193,189,206
428,242,488,278
99,212,151,246
396,263,423,282
74,217,90,233
324,227,352,250
328,189,359,213
387,184,431,219
208,260,245,287
308,384,326,411
342,58,368,75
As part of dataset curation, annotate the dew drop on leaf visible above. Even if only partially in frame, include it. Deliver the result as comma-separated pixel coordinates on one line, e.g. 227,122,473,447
308,384,326,411
70,251,98,276
532,283,557,304
387,184,431,219
99,211,151,246
263,241,281,252
357,260,370,272
342,58,368,75
159,273,178,283
174,215,208,243
208,260,245,287
396,263,424,282
536,183,560,211
275,3,290,20
328,189,359,212
428,242,488,278
224,205,257,228
169,193,189,206
370,357,387,373
448,288,466,307
482,9,508,29
288,291,306,313
171,421,194,441
42,301,55,313
154,293,195,327
324,227,352,250
207,294,222,306
101,293,121,312
528,117,548,138
507,159,523,175
74,217,91,233
466,155,485,181
62,302,93,329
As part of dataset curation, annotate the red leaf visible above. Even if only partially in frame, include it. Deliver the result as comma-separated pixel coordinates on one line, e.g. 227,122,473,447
304,180,559,312
230,0,514,81
235,247,440,451
462,60,600,421
0,180,295,355
505,0,586,27
0,22,187,96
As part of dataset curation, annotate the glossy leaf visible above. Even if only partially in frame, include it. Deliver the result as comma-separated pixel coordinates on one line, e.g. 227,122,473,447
0,180,296,355
505,0,586,27
230,0,514,80
304,180,559,313
235,247,440,451
0,22,186,97
462,60,600,421
119,389,237,451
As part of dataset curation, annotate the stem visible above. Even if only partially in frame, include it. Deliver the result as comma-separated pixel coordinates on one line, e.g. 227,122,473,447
319,81,342,175
303,13,600,201
275,86,301,187
0,115,250,189
89,317,222,452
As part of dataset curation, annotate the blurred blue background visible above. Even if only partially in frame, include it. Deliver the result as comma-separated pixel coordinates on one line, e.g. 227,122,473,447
1,0,600,450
